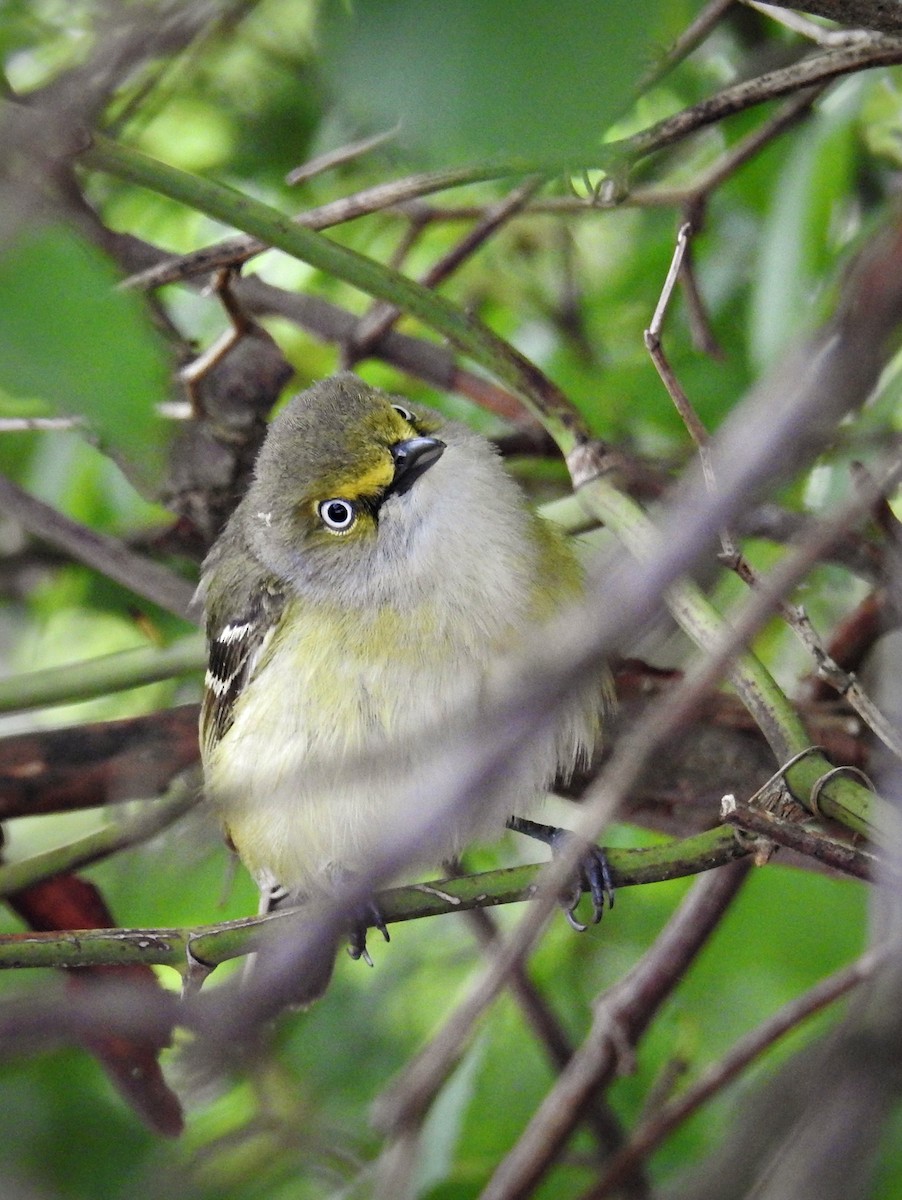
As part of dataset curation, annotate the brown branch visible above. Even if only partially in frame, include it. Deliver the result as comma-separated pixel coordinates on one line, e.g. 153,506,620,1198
0,474,196,621
478,862,751,1200
761,1,902,33
582,944,887,1199
284,125,399,186
805,589,890,702
0,704,199,819
346,176,545,363
613,35,902,165
463,904,649,1195
639,0,737,91
121,165,528,291
721,796,879,880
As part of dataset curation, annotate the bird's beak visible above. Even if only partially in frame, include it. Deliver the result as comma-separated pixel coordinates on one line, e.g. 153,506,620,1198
389,436,446,496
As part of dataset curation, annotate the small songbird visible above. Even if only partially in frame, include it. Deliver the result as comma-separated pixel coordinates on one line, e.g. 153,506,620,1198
197,374,611,963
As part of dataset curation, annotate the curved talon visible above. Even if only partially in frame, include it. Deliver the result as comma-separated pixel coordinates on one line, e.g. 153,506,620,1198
564,906,588,934
585,844,615,924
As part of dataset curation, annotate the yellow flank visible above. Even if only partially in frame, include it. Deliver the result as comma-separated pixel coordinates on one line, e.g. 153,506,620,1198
206,596,469,889
527,514,585,621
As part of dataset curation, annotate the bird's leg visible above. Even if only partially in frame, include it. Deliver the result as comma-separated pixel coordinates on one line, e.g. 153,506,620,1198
317,867,391,966
506,815,615,930
265,878,390,967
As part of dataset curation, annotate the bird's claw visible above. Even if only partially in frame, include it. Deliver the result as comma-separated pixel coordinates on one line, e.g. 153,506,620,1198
557,838,615,929
506,816,614,930
347,898,390,966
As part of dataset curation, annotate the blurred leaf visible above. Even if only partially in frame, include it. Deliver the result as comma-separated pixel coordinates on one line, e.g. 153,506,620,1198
320,0,685,165
749,85,859,370
416,1035,485,1195
0,223,170,491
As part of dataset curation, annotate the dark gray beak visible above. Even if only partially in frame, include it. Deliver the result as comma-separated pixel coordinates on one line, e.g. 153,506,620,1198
389,436,445,496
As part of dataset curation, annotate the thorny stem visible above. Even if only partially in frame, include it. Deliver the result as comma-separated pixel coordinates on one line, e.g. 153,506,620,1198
0,827,747,971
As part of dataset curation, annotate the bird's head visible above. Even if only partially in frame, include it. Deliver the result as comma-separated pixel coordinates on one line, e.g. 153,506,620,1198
242,373,452,603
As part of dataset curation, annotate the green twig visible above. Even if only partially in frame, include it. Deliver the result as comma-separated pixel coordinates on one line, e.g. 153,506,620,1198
0,825,747,972
0,634,205,714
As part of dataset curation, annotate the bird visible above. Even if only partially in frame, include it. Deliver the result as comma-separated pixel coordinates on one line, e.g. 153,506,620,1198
197,372,612,972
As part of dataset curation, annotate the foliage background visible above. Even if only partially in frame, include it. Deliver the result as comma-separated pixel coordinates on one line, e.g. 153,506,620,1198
0,1,900,1197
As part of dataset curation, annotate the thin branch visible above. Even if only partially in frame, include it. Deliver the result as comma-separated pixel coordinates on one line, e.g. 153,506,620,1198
284,125,400,185
0,634,205,714
644,221,725,510
582,944,888,1199
346,175,545,362
0,777,198,899
85,135,590,452
118,162,530,291
463,903,648,1193
610,34,902,165
758,1,902,34
0,416,85,432
721,796,879,880
639,0,737,91
645,227,902,766
478,862,751,1200
743,2,875,44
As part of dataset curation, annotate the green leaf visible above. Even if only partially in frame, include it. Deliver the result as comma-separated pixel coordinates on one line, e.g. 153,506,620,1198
0,223,170,489
749,84,860,370
416,1035,485,1195
320,0,682,166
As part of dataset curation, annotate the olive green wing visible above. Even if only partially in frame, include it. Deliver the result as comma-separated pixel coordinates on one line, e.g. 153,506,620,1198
197,525,287,760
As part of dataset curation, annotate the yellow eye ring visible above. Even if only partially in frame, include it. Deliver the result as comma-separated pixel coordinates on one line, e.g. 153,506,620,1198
318,498,356,533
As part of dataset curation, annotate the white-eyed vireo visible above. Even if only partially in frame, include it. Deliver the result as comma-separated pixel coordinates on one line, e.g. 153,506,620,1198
198,374,612,956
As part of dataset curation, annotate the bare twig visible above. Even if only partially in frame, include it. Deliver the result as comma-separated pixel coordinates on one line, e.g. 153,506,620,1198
346,176,545,363
756,1,902,35
721,796,879,880
121,165,529,291
646,221,902,765
478,863,751,1200
285,125,400,185
0,776,198,899
0,417,84,432
639,0,737,91
614,35,902,165
743,2,875,44
644,221,740,559
582,944,888,1199
463,902,648,1192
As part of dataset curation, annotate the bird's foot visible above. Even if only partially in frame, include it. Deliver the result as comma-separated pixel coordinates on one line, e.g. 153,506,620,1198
346,898,391,967
506,815,614,930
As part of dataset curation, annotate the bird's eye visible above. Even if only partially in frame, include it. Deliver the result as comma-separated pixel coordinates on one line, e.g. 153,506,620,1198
318,498,357,532
391,403,416,423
